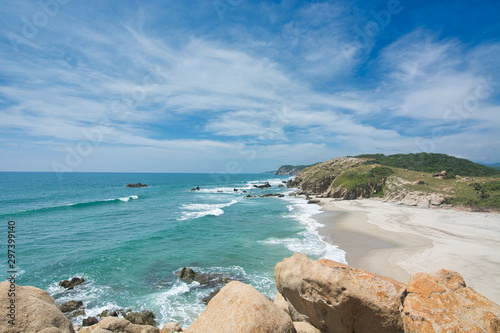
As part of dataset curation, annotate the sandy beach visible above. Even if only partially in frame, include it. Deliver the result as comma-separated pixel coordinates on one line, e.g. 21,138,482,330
313,198,500,305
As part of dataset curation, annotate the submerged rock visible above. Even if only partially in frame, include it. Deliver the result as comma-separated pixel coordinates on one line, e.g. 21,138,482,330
253,182,272,188
190,186,200,191
59,277,85,290
82,316,98,326
202,289,221,305
60,300,83,313
125,311,157,327
185,281,295,333
0,281,75,333
178,267,197,281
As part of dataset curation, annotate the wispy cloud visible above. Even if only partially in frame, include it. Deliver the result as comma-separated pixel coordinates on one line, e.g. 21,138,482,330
0,0,499,172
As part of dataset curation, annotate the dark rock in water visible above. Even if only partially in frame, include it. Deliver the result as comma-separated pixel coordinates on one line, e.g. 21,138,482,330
278,194,285,198
233,188,238,191
195,273,231,287
217,190,223,193
260,193,281,197
246,194,253,198
82,316,99,326
202,289,221,305
282,181,287,184
308,199,321,204
69,309,86,319
125,311,157,327
60,300,83,313
179,268,233,288
190,186,200,191
179,267,197,281
242,190,247,193
126,182,148,188
59,277,85,290
278,184,285,187
253,182,271,188
98,308,129,318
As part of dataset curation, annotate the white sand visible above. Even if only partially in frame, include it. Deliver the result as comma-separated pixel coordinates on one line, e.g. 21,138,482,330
315,198,500,304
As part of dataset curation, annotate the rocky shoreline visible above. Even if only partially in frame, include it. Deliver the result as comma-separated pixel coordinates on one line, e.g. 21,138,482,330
1,253,499,332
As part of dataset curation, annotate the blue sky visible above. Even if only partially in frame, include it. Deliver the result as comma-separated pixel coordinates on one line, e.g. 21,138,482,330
1,0,499,173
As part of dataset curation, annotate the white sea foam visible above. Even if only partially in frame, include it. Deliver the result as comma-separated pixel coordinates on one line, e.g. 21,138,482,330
119,195,139,202
178,200,238,221
260,194,347,263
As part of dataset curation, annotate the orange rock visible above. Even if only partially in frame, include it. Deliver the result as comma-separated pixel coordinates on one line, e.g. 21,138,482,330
275,253,405,333
402,269,500,332
185,281,295,333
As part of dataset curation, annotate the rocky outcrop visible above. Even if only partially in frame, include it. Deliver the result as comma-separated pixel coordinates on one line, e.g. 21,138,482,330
190,186,200,191
0,281,75,333
384,191,446,208
82,317,98,326
60,300,84,313
275,253,405,332
254,182,272,188
126,183,148,188
79,316,160,333
160,322,183,332
274,291,290,315
293,322,321,333
288,157,390,200
402,269,500,332
59,277,85,290
125,311,157,327
185,281,295,333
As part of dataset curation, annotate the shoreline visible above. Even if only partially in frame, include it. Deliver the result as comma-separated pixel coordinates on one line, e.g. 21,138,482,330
309,197,500,304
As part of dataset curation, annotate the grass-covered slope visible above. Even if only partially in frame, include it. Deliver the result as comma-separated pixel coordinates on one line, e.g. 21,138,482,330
355,153,500,177
274,164,317,175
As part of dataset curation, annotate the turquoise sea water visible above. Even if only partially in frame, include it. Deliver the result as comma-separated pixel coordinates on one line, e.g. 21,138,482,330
0,172,345,327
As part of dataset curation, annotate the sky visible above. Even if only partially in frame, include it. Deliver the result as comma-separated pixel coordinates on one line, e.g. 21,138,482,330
1,0,499,174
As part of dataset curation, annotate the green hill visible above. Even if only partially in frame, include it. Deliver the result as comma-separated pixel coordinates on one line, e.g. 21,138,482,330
288,154,500,211
274,164,316,175
355,153,500,177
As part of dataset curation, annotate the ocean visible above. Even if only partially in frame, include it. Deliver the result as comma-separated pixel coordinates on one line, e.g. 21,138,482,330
0,172,346,327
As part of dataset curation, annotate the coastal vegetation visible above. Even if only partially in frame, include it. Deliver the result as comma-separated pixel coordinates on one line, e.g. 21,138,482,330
285,153,500,210
355,153,500,177
274,164,317,175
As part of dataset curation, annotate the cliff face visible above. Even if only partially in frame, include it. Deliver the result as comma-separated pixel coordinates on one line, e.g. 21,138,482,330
287,157,391,200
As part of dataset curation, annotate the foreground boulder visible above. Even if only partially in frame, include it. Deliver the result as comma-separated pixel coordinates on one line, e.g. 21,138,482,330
0,281,75,333
402,269,500,332
275,253,405,333
79,316,159,333
185,281,295,333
